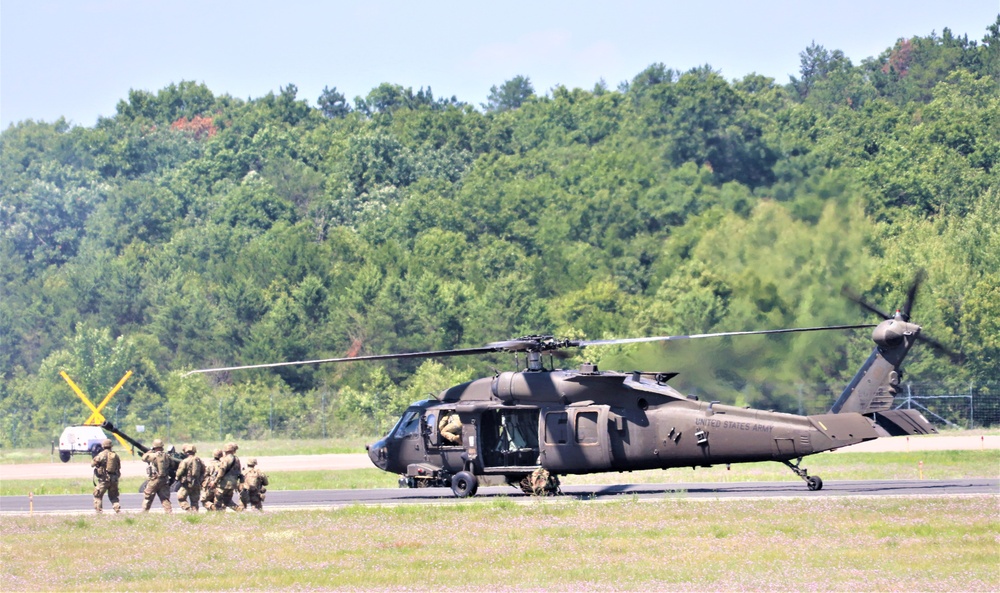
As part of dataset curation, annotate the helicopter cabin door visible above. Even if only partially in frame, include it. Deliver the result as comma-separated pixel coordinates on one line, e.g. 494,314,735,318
479,408,540,470
540,405,612,473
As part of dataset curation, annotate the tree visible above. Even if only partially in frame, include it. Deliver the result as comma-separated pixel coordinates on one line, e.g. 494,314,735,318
484,75,534,112
318,86,351,119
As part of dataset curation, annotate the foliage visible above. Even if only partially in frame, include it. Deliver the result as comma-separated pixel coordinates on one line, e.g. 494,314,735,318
2,19,998,445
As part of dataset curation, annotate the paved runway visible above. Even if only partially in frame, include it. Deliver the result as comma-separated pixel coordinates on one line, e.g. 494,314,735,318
2,478,996,515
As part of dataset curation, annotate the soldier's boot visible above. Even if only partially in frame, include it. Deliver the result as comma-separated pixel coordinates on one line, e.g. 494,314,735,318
112,503,121,514
161,500,173,513
141,495,153,512
179,500,191,512
93,498,103,513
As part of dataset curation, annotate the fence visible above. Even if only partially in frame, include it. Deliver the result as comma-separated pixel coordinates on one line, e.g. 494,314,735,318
890,383,1000,430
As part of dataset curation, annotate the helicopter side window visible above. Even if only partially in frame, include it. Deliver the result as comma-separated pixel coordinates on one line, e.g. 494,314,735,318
576,412,599,444
544,412,568,445
394,411,421,438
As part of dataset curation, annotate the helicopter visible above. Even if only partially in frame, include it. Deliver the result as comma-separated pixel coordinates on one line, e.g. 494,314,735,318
186,281,942,498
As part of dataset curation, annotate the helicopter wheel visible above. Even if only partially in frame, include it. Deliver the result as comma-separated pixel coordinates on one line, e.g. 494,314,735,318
450,471,478,498
807,476,823,491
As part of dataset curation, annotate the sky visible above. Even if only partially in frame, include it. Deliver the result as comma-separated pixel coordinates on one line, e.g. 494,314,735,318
1,1,997,129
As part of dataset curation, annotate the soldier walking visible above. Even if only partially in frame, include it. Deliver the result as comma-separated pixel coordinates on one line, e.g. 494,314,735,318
91,438,121,514
141,438,173,513
201,448,223,511
175,444,205,512
215,442,243,511
239,458,269,511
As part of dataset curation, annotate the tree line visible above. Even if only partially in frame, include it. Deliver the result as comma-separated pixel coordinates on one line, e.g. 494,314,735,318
2,21,998,446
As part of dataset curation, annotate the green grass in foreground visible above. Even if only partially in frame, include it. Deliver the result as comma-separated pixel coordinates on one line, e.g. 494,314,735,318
2,450,996,496
1,496,997,592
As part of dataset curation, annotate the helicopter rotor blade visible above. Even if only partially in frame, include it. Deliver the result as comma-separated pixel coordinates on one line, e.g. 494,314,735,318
182,345,504,376
900,269,926,321
574,324,877,348
916,333,962,365
841,286,892,320
184,324,878,376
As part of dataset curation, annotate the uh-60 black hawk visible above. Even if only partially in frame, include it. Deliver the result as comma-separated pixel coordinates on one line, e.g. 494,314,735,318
187,281,943,498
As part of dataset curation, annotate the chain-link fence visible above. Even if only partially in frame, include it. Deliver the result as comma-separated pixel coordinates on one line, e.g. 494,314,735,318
889,383,1000,430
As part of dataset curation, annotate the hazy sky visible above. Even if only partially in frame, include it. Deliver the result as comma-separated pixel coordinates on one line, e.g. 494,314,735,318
2,1,997,129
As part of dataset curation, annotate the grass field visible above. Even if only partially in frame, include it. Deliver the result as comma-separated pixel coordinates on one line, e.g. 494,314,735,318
1,495,997,591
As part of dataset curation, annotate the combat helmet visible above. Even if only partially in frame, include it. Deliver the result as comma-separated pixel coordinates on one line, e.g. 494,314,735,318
101,438,113,449
151,438,164,449
212,448,223,459
246,458,257,467
223,442,238,453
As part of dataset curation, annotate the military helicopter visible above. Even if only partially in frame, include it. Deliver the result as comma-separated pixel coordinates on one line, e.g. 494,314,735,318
187,281,941,498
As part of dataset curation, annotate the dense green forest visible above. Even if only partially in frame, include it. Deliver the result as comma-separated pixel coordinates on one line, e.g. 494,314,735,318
2,22,999,446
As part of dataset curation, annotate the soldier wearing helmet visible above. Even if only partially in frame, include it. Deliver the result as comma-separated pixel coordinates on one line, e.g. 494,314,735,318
239,458,269,511
215,443,242,511
91,437,121,513
201,448,224,511
174,443,205,512
140,437,173,513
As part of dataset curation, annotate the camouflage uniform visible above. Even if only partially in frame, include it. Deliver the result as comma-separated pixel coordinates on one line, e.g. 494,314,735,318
141,439,173,513
215,442,242,511
200,449,223,511
439,412,462,444
91,439,121,513
175,444,205,512
239,458,269,511
521,467,561,496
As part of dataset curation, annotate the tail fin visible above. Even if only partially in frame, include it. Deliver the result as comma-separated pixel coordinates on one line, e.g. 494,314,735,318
830,314,919,415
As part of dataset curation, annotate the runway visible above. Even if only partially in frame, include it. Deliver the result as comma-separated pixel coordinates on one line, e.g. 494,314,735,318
1,478,996,514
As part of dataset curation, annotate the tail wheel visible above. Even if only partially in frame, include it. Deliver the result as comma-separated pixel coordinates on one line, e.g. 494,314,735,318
450,471,478,498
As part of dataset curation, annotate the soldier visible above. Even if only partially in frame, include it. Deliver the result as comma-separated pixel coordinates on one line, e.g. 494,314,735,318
524,467,561,496
91,438,121,514
140,438,173,513
201,448,223,511
239,458,269,511
438,411,462,445
215,442,242,511
175,444,205,512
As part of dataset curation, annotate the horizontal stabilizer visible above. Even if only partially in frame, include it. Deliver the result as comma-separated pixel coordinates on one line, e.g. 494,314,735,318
873,410,938,436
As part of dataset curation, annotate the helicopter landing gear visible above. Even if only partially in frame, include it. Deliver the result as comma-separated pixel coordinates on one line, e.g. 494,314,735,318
451,471,479,498
782,458,823,491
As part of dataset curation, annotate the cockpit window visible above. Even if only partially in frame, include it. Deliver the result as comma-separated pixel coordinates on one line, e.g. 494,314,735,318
393,411,421,438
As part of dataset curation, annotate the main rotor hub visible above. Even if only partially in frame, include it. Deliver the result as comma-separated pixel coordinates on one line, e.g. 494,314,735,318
486,335,576,353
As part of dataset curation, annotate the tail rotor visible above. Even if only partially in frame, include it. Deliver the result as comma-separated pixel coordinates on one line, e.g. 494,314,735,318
842,270,960,364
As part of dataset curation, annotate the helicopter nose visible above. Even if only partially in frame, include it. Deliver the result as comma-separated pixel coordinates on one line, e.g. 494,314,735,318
367,437,388,470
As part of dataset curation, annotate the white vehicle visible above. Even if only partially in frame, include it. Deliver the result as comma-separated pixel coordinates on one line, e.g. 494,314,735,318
57,425,109,462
